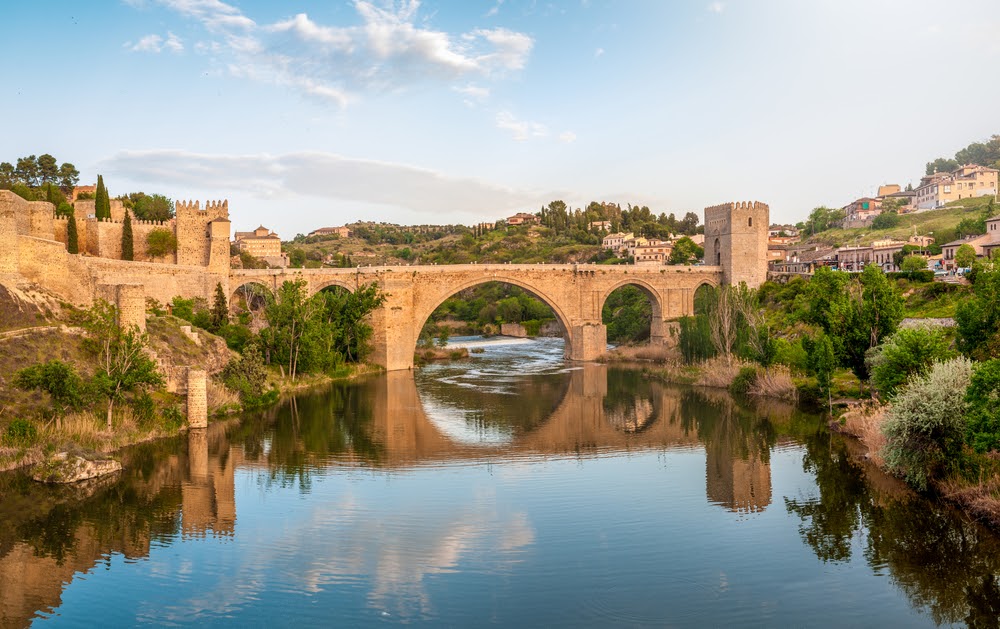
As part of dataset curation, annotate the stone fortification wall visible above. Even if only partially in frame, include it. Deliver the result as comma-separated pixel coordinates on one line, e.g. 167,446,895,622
73,199,126,222
53,215,174,261
79,257,226,306
176,200,229,267
0,193,19,275
704,201,769,288
96,283,146,332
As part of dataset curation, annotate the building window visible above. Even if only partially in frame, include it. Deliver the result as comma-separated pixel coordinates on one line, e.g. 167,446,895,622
748,217,753,228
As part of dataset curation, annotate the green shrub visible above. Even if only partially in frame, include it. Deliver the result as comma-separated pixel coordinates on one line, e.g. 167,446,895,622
220,345,270,407
730,366,758,397
964,359,1000,453
882,358,974,491
866,327,956,399
161,405,184,429
129,391,157,426
4,418,38,446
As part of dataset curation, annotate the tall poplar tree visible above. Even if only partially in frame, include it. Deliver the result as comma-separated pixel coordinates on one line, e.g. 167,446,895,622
67,213,79,254
121,210,134,260
95,174,110,220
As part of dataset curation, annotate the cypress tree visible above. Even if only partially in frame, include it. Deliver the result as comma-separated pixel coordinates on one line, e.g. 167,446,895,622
95,174,110,220
122,210,134,260
210,282,228,330
67,214,79,254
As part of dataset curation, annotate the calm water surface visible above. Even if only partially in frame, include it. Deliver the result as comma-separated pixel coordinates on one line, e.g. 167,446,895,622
2,337,1000,627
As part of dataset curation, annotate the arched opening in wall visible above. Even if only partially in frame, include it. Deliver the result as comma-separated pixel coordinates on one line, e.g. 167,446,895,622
714,238,721,266
416,280,569,362
230,282,271,332
414,280,574,445
601,283,661,356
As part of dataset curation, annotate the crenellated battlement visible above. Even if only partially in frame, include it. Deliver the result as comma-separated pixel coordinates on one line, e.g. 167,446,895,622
52,213,171,227
704,201,770,214
175,199,229,220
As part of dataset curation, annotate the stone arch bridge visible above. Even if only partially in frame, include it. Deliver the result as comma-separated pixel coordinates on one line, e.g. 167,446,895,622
230,263,722,371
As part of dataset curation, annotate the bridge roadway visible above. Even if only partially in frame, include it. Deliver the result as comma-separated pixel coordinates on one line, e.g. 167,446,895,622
230,263,723,371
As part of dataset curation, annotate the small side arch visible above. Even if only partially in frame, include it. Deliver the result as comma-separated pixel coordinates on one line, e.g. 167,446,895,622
310,277,358,297
598,278,663,321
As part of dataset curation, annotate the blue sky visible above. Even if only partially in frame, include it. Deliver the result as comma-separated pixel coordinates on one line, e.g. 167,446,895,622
4,0,1000,235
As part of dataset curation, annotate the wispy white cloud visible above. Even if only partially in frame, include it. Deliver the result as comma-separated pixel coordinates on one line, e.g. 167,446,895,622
485,0,504,17
126,31,184,53
496,111,549,142
707,2,725,14
452,83,491,106
129,0,533,107
102,149,557,216
558,131,577,143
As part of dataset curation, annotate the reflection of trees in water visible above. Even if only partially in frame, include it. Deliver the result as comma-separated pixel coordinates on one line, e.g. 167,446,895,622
229,378,383,490
602,369,658,433
418,371,571,435
786,431,1000,625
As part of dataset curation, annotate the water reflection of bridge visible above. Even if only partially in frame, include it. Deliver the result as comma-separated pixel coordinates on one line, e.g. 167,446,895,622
0,366,774,625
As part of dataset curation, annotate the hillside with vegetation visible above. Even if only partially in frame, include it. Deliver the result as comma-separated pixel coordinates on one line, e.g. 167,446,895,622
282,200,703,268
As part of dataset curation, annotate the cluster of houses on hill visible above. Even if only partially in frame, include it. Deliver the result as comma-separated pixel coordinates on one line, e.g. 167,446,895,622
599,231,705,265
840,164,998,227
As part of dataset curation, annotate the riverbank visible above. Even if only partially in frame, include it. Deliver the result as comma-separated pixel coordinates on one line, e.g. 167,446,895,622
0,361,381,474
835,403,1000,530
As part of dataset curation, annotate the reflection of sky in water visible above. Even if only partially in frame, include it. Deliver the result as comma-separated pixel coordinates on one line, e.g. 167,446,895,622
417,337,575,445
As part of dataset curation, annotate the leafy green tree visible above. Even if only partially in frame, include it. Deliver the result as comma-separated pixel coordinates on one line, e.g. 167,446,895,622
668,236,703,265
121,211,134,260
14,360,85,425
210,282,228,331
67,214,79,254
219,345,270,407
15,156,39,186
436,326,450,348
80,300,163,428
900,255,927,274
840,264,905,382
146,228,177,259
803,206,846,235
882,358,973,491
603,285,652,343
678,315,715,364
94,174,111,220
804,332,836,413
37,154,58,184
866,328,956,399
871,212,900,230
955,243,977,269
964,359,1000,453
58,162,79,193
925,157,959,176
956,262,1000,359
124,192,174,221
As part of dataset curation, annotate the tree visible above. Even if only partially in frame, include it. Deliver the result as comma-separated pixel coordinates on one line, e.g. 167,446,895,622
871,212,900,230
37,154,58,184
146,228,177,260
14,360,85,426
125,192,174,221
708,285,746,366
94,174,111,220
436,326,450,348
15,156,39,187
955,261,1000,359
211,282,229,330
81,300,163,428
925,157,959,176
804,332,836,413
67,214,79,254
121,211,134,260
866,327,955,399
882,358,973,491
964,359,1000,453
57,162,79,194
900,255,927,274
955,243,977,269
668,236,703,265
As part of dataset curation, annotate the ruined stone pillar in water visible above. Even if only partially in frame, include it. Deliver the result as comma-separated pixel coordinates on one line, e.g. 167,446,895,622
187,368,208,429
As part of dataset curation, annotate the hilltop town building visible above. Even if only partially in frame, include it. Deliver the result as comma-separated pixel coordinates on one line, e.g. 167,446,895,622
506,212,540,226
602,232,633,254
234,225,288,268
308,226,352,238
915,164,999,210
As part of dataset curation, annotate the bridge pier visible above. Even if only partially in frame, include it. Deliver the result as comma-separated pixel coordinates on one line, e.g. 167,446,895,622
568,323,607,362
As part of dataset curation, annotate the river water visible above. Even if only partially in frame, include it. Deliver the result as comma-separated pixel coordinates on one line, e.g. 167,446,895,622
2,337,1000,627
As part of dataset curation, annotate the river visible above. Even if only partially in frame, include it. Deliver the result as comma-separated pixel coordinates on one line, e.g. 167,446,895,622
1,337,999,627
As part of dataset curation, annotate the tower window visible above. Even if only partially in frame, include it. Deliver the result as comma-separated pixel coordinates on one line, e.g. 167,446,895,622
748,217,753,227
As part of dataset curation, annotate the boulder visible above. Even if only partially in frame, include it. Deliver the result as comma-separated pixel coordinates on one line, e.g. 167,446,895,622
32,452,122,484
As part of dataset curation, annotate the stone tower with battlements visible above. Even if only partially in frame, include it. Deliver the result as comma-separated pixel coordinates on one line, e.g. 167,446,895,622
174,200,231,270
703,201,769,288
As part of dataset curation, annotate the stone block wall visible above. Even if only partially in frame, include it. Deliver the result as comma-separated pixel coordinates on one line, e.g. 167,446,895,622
0,192,19,275
704,201,769,288
97,283,146,332
176,200,229,267
186,368,208,429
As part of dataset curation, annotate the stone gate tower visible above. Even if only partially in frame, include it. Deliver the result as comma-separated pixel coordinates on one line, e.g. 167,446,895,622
703,201,769,288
